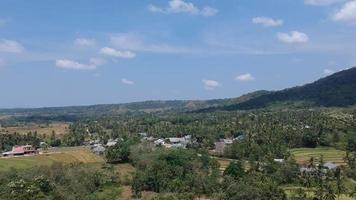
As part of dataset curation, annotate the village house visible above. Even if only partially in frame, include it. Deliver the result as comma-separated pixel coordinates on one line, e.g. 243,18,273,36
106,138,118,147
2,145,37,157
214,138,234,155
92,144,106,155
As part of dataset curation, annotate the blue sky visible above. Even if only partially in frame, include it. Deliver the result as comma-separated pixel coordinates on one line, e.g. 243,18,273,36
0,0,356,108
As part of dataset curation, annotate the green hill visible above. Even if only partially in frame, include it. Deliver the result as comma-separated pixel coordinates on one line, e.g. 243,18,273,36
202,67,356,111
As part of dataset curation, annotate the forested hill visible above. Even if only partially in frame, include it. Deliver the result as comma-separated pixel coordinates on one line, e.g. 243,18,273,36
1,67,355,120
201,66,356,111
0,90,268,121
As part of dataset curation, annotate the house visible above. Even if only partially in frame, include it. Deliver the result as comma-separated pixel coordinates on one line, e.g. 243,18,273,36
222,139,233,145
214,139,234,155
214,142,226,155
106,139,118,147
138,132,148,137
233,135,245,141
2,145,37,157
273,159,284,163
92,145,106,155
154,138,165,146
323,162,338,170
167,135,191,148
300,167,317,174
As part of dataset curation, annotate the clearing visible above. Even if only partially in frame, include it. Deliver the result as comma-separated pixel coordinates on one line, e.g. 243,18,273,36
0,122,69,136
0,147,103,171
290,147,346,165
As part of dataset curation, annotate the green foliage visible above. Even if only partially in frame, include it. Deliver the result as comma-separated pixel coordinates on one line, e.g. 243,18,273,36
223,161,245,180
105,138,138,163
0,163,118,200
219,174,287,200
131,148,220,197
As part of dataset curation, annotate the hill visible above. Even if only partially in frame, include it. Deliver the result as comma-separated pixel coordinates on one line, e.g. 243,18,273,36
0,67,355,120
0,91,268,122
200,67,356,111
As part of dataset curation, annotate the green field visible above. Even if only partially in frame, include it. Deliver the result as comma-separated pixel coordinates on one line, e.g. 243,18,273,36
290,147,346,165
0,147,104,171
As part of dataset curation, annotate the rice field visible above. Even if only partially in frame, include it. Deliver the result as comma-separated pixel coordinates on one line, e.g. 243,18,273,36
0,122,69,136
0,147,104,171
290,147,346,165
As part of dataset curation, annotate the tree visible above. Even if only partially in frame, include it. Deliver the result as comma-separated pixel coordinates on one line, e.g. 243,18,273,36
223,161,245,180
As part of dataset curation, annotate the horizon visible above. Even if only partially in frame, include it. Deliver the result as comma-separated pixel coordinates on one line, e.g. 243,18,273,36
1,0,356,108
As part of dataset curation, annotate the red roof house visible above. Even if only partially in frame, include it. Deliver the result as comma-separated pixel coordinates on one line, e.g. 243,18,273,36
2,145,37,156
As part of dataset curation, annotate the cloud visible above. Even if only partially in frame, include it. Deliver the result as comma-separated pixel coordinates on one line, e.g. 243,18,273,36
99,47,136,58
277,31,309,43
304,0,345,6
148,0,218,17
235,73,256,81
121,78,135,85
0,39,24,53
74,38,96,47
252,17,283,27
55,59,97,70
323,69,335,75
333,0,356,24
202,79,220,90
110,33,195,54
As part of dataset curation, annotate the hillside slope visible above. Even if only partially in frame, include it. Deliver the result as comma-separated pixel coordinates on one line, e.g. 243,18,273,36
208,67,356,111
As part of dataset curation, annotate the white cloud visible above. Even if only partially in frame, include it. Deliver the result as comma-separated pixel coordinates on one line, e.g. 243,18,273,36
277,31,309,43
74,38,96,47
55,59,97,70
202,79,220,90
121,78,135,85
99,47,136,58
333,0,356,24
252,17,283,27
235,73,256,81
323,69,335,75
0,39,24,53
148,0,218,17
110,33,194,54
304,0,345,6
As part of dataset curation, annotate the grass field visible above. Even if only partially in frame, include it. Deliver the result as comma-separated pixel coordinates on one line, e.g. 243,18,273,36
0,122,69,136
0,147,104,171
290,147,346,165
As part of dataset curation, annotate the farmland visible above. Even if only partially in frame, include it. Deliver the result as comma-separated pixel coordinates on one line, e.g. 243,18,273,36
290,147,346,165
0,122,69,136
0,147,103,171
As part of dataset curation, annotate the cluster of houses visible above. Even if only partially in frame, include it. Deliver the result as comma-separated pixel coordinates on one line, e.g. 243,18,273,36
152,135,192,148
87,138,121,155
300,162,338,174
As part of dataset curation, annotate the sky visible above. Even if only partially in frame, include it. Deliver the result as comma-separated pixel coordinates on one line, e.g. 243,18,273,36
0,0,356,108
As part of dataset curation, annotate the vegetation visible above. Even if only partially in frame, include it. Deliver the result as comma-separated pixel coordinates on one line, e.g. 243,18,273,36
0,163,118,200
0,67,355,199
0,147,103,171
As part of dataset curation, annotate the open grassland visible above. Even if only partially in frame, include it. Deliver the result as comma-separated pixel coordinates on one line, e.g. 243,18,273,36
0,147,103,171
0,122,69,136
290,147,346,165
